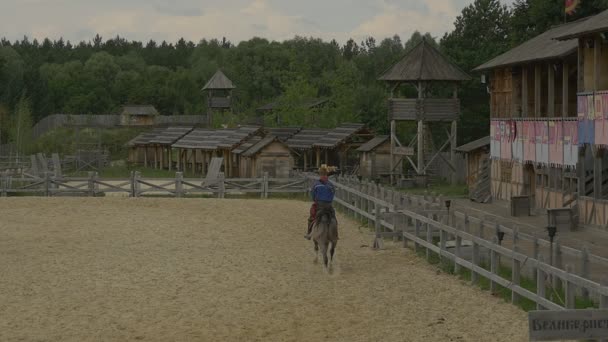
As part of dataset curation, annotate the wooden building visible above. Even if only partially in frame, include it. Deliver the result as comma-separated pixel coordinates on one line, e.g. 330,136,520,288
475,20,582,212
454,136,491,202
147,127,194,170
202,70,235,127
238,136,294,178
356,135,390,180
127,128,165,165
313,123,374,174
555,9,608,226
379,39,471,186
120,105,159,126
287,128,332,171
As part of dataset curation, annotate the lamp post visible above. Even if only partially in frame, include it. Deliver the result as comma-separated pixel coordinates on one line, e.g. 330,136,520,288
547,225,557,267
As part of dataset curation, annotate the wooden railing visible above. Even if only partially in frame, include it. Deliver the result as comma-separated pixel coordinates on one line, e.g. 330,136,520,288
0,172,308,198
328,175,608,311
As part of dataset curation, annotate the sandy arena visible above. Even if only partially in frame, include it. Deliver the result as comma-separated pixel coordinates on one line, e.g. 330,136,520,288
0,198,528,341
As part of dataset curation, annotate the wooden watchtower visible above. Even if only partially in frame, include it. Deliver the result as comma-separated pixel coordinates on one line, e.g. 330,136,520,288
379,39,471,186
202,69,235,127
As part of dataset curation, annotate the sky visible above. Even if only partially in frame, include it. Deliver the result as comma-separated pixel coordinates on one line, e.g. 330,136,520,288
0,0,515,45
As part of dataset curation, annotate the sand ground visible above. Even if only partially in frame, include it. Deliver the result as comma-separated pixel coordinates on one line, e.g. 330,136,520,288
0,198,528,341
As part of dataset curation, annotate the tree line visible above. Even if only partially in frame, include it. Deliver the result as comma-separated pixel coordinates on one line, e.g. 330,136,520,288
0,0,607,151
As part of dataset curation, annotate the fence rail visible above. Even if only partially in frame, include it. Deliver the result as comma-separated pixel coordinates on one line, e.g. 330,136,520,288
0,172,307,198
326,175,608,312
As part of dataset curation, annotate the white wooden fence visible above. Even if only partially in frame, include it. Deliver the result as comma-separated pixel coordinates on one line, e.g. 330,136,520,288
0,172,308,198
328,175,608,312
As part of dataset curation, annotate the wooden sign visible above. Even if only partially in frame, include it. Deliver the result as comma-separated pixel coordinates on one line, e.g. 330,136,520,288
393,147,414,156
529,309,608,341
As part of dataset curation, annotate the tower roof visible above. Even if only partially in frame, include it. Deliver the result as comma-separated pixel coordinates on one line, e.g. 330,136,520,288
378,39,471,82
202,70,236,91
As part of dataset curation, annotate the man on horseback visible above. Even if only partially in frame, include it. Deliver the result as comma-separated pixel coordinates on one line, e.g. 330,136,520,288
305,165,337,240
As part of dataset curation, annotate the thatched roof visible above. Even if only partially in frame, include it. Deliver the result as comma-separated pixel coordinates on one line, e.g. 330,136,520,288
172,129,233,150
286,129,332,150
242,136,281,157
313,123,370,149
474,20,586,71
217,126,262,149
202,70,235,90
265,127,302,141
232,135,263,155
378,39,471,82
126,128,165,147
148,127,194,146
454,136,490,153
257,98,329,111
555,10,608,40
121,105,159,116
356,135,389,152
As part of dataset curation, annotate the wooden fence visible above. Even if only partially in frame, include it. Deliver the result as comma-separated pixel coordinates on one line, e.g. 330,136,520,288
328,175,608,312
0,172,308,198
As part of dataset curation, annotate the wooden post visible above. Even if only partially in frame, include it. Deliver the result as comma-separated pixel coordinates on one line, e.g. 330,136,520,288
439,224,447,262
88,171,95,197
537,255,546,310
472,234,480,285
263,172,269,199
522,67,529,116
454,235,462,274
533,237,540,281
373,205,383,249
548,63,555,116
134,171,141,197
414,219,421,253
44,172,51,197
601,278,608,342
390,119,396,185
175,172,183,198
218,172,225,199
565,264,576,309
490,236,498,294
535,64,542,117
580,246,590,300
451,119,458,185
595,36,601,92
1,171,7,197
554,239,563,289
426,214,433,261
316,148,321,168
512,244,521,304
130,171,136,197
562,62,569,117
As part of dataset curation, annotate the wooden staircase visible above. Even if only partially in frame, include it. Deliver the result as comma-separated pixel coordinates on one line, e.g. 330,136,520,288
470,156,491,203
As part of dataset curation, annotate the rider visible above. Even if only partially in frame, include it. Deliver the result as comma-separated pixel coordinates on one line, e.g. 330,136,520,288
305,165,336,240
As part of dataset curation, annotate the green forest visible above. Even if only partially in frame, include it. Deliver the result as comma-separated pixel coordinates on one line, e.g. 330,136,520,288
1,0,607,150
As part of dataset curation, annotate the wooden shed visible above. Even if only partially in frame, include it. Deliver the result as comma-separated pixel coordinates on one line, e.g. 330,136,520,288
126,128,165,165
239,136,294,178
455,136,491,202
120,105,159,126
356,135,391,180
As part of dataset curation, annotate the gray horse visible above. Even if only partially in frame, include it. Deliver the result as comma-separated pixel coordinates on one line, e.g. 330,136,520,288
312,207,338,271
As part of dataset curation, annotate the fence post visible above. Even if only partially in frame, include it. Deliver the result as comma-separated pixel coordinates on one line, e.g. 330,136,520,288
512,244,521,305
454,234,462,274
439,222,447,262
490,236,498,294
580,246,590,300
533,237,540,281
472,234,480,286
1,171,7,197
565,264,575,309
537,255,546,310
426,214,433,261
373,204,383,249
175,172,184,198
463,214,470,233
366,182,372,229
218,172,226,199
414,219,421,253
88,171,95,197
554,239,563,290
601,278,608,342
130,171,135,197
134,171,141,197
263,172,269,199
44,172,51,197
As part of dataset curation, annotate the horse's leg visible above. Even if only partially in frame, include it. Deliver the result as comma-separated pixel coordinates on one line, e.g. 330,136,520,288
330,240,338,263
321,240,329,269
313,240,319,264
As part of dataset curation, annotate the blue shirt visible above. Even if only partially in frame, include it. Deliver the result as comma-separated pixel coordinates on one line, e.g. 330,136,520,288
312,179,335,203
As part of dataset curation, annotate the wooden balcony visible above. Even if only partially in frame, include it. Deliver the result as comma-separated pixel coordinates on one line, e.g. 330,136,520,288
209,97,231,109
388,98,460,121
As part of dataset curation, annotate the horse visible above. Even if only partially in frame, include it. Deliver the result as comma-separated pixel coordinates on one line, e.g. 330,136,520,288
311,205,338,272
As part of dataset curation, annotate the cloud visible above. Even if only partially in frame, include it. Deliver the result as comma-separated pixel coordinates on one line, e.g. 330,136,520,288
0,0,515,44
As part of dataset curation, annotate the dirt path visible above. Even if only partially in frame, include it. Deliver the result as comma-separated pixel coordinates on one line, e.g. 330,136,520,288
0,198,528,341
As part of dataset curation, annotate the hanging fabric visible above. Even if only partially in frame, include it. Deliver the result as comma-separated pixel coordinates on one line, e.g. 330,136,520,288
513,121,523,162
524,121,535,163
491,120,500,159
501,121,511,160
